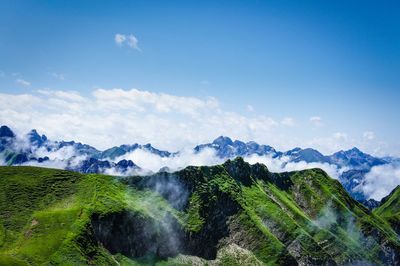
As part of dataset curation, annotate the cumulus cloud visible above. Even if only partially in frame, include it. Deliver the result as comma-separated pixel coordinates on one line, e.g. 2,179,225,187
115,33,141,51
0,88,394,156
0,88,281,151
356,163,400,200
310,116,322,126
16,79,31,87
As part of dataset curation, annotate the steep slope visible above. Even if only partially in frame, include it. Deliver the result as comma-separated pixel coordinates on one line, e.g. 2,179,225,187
1,159,399,265
375,186,400,235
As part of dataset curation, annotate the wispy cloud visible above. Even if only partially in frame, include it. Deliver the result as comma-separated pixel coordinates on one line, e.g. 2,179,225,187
363,131,375,140
50,72,65,81
15,78,31,87
114,33,126,45
333,132,347,141
310,116,322,126
114,33,141,51
281,117,295,126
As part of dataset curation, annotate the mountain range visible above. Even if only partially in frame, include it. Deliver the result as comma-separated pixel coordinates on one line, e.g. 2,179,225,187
0,125,398,206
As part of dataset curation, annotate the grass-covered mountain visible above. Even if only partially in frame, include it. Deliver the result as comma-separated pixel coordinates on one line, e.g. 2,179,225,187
375,185,400,236
1,158,399,265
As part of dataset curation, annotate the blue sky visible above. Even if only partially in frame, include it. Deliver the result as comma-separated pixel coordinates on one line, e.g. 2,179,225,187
0,0,399,155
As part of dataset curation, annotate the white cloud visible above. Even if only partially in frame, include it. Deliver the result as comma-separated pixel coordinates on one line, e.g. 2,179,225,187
113,148,224,173
37,89,86,102
0,88,394,156
115,33,126,45
34,145,81,161
244,154,342,179
114,33,141,51
363,131,375,140
281,117,295,126
16,79,31,87
333,132,347,141
310,116,322,126
0,88,280,151
356,163,400,200
247,105,254,112
126,34,141,50
106,147,343,179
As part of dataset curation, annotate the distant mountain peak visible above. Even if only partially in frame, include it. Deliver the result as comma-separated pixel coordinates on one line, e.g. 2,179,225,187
0,125,15,138
27,129,47,146
212,136,233,146
349,147,361,152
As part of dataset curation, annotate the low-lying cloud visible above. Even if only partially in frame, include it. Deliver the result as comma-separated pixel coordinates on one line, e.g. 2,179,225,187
356,163,400,200
244,154,343,179
113,147,224,174
111,148,344,179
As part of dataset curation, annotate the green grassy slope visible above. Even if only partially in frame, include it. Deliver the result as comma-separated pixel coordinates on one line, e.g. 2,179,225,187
0,159,399,265
375,186,400,235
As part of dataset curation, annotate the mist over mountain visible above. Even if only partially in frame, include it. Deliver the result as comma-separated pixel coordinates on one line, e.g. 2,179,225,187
1,125,399,206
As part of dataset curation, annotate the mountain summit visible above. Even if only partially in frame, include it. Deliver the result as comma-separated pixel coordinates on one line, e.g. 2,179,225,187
0,126,15,138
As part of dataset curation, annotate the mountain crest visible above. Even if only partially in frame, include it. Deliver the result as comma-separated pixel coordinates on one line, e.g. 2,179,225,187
212,136,233,146
27,129,47,146
0,125,15,138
